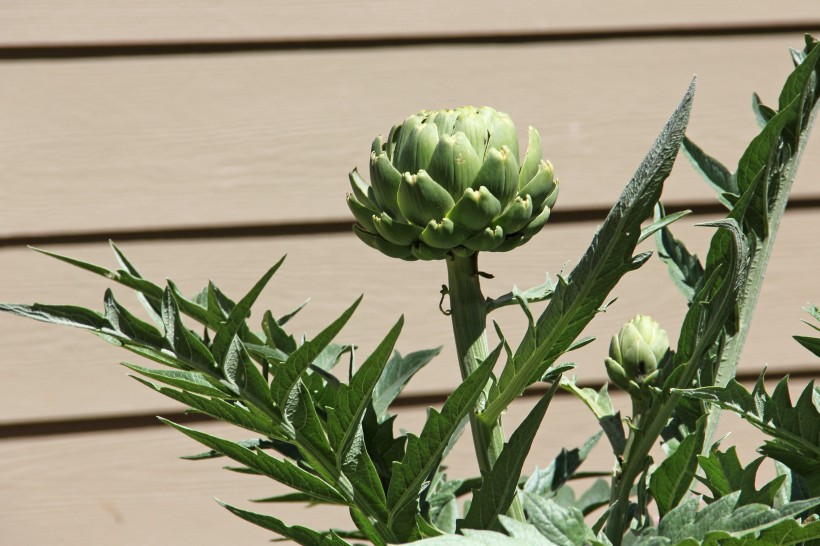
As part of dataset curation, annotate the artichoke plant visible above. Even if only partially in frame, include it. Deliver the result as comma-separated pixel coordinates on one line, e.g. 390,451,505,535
347,106,559,260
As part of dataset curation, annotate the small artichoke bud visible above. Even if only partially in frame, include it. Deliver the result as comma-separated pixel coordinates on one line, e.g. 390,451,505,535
348,106,560,260
605,315,669,392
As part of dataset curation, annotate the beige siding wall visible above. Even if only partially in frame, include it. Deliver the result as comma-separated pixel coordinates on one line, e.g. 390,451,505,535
1,4,818,544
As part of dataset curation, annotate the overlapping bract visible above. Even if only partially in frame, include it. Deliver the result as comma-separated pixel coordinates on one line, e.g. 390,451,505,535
347,106,559,260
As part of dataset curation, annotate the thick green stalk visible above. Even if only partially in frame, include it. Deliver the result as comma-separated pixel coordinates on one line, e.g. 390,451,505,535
445,253,525,522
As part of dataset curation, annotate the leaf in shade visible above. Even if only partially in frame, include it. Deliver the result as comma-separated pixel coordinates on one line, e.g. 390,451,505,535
489,80,696,420
654,203,706,303
387,346,500,541
752,92,778,129
678,374,820,495
218,500,352,546
161,420,347,505
680,137,738,206
372,347,442,419
559,377,626,456
551,479,611,517
524,431,603,498
270,297,361,408
329,318,403,461
696,446,787,507
462,382,560,531
650,416,706,517
263,309,298,354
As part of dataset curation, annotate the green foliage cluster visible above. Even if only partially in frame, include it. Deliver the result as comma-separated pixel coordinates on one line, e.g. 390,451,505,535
2,35,820,546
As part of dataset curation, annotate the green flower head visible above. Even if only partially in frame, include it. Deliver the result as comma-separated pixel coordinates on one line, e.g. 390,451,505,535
347,106,559,261
605,315,670,392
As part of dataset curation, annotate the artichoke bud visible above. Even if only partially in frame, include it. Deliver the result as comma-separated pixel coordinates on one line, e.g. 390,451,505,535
447,187,502,231
518,127,543,189
348,106,560,261
346,194,378,233
493,195,533,234
472,146,519,209
373,213,423,246
462,225,505,252
397,171,455,226
606,315,670,390
419,218,470,249
519,160,556,210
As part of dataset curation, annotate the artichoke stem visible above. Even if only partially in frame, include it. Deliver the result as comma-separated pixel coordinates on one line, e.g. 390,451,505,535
445,253,525,522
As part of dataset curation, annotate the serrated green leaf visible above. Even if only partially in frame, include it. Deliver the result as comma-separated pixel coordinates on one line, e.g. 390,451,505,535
161,287,217,374
223,336,275,409
696,446,786,507
103,289,165,346
678,374,820,495
162,419,347,505
211,259,284,366
0,301,110,331
31,245,165,317
650,417,706,517
131,376,281,438
270,297,361,408
794,335,820,358
218,500,352,546
488,80,696,422
122,363,231,397
523,491,598,546
372,347,442,419
463,382,560,531
109,241,164,324
330,318,403,468
650,492,820,545
387,345,500,540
